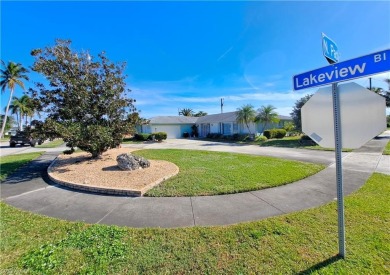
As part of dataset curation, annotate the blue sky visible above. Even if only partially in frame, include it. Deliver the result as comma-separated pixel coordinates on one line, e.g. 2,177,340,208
1,1,390,118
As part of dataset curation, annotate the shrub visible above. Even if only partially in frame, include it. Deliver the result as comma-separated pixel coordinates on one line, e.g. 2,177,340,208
63,148,75,155
263,129,287,139
255,135,268,142
300,134,312,140
263,130,272,139
134,133,151,141
300,134,316,145
273,129,286,139
154,132,167,141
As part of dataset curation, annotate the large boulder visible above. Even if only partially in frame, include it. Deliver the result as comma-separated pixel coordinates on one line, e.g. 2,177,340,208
116,153,150,171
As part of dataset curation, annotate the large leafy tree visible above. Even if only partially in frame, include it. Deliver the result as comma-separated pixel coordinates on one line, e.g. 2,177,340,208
290,94,312,132
255,104,280,132
236,104,256,134
29,39,136,158
0,61,29,138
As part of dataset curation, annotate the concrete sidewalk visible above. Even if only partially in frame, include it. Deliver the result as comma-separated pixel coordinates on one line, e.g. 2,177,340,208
1,132,389,228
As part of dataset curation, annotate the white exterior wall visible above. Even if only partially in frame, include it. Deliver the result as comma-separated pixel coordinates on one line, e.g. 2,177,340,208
239,122,257,134
150,124,181,138
210,123,220,133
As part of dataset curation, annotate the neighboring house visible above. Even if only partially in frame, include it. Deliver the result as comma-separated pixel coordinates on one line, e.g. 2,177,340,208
137,112,293,139
136,116,198,139
197,112,292,137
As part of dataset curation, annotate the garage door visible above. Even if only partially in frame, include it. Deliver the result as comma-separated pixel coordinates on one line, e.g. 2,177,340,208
153,125,182,138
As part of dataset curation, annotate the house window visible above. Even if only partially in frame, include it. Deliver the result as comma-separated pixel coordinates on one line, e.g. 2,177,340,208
233,123,239,134
222,123,231,135
201,124,210,137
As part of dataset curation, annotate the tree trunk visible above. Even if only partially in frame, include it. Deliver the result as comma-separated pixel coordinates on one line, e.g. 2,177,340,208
245,122,251,134
0,88,14,138
18,111,22,131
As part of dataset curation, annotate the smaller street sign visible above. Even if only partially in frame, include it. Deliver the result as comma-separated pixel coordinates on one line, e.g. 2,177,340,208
293,49,390,91
322,33,339,64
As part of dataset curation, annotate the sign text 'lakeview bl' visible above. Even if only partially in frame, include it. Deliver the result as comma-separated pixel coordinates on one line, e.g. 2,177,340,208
293,49,389,91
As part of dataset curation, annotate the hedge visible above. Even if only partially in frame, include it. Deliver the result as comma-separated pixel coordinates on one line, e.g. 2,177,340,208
263,129,287,139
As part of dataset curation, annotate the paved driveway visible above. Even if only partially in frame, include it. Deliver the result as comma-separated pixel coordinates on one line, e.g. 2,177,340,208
1,132,389,228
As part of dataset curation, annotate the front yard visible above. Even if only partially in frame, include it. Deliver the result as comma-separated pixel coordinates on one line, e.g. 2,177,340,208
135,149,324,197
1,173,388,274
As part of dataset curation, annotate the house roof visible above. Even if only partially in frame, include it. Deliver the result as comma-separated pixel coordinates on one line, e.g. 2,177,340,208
196,112,292,124
148,113,292,125
196,111,238,123
149,116,198,124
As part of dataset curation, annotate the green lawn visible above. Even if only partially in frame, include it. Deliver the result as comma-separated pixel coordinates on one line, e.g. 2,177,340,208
35,139,64,148
1,173,388,274
121,137,144,144
258,136,353,152
134,149,324,197
0,152,43,181
383,140,390,155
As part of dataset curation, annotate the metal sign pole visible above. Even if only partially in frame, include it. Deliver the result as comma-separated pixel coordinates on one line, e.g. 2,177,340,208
331,82,346,258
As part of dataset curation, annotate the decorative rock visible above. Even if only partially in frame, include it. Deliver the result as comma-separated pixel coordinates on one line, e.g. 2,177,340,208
116,153,150,171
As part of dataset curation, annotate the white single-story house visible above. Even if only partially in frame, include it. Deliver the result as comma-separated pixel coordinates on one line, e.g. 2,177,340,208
137,112,293,139
136,116,198,139
196,111,292,137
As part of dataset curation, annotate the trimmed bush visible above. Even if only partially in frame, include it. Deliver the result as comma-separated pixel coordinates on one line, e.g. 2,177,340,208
273,129,286,139
263,129,287,139
300,134,312,140
255,135,268,142
134,133,151,141
182,132,190,138
263,130,272,139
154,132,167,141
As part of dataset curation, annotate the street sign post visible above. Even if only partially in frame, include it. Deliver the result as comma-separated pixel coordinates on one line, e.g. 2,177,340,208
293,49,390,91
322,33,339,64
294,39,389,259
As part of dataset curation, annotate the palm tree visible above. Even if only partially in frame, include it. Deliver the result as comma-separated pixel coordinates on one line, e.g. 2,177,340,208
10,95,34,130
179,108,194,116
0,61,29,137
194,111,208,117
7,101,20,130
236,104,256,134
255,105,280,133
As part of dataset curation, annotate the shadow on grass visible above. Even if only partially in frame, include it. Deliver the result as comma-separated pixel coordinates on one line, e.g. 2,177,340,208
1,153,57,185
261,139,315,148
297,255,343,274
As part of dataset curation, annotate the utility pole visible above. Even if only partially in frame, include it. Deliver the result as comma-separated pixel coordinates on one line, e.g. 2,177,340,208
369,77,372,90
221,98,224,113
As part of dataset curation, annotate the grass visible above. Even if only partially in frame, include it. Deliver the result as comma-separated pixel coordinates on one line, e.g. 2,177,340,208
0,152,43,181
1,173,389,274
133,149,324,197
383,140,390,155
35,139,64,148
258,136,353,152
121,137,144,144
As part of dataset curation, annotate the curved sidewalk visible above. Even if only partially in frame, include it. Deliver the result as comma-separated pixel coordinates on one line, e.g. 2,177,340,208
1,134,389,228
